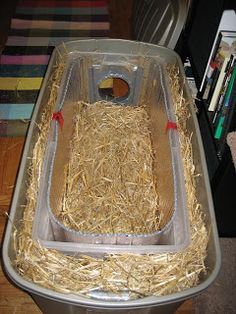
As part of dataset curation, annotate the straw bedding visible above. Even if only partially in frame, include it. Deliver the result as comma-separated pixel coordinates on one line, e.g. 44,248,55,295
55,101,161,234
14,57,208,299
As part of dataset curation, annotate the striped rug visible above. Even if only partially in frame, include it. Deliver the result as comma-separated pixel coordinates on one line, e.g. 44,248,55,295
0,0,110,136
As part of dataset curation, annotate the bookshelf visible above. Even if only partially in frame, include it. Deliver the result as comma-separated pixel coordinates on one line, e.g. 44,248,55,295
201,30,236,160
185,0,236,236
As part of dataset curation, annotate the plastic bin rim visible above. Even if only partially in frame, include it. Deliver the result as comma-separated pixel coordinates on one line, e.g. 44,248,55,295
2,249,221,308
55,38,181,57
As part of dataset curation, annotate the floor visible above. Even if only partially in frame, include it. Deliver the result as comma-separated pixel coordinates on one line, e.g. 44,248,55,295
194,238,236,314
1,1,231,313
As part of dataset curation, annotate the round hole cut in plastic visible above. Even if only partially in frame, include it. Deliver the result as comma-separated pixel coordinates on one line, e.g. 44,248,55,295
98,77,130,101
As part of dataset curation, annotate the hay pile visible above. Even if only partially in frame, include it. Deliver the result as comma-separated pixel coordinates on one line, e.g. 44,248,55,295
55,101,161,234
14,59,208,299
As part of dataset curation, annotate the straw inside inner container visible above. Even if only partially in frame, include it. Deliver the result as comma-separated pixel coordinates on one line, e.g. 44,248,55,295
50,97,174,236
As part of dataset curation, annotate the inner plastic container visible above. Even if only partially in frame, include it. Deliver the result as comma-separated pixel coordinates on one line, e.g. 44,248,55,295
32,51,190,251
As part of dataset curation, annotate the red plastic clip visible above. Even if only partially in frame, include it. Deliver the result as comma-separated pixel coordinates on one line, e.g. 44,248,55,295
52,111,64,131
165,121,177,133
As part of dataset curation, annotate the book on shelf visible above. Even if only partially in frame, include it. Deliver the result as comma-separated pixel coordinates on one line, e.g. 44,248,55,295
201,30,236,112
202,63,220,104
211,55,236,120
208,56,230,111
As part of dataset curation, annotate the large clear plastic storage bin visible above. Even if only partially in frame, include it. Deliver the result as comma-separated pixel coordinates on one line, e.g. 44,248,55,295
2,39,221,314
